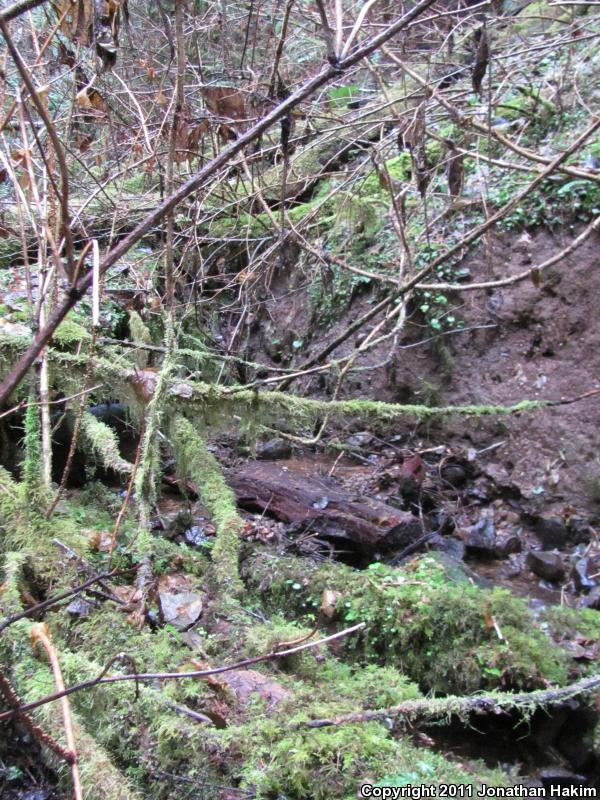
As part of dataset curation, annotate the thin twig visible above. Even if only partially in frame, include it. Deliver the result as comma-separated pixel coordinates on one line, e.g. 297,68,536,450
0,623,366,722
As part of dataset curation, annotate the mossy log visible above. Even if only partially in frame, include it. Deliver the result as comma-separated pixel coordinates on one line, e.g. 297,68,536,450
241,550,589,694
228,460,422,556
257,82,414,202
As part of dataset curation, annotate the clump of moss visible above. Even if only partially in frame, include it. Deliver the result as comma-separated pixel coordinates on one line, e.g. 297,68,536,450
247,553,570,693
542,605,600,644
53,317,91,349
128,311,153,370
235,718,507,799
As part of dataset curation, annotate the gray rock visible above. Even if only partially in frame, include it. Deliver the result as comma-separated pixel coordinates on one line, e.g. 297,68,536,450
526,550,566,583
66,597,93,619
257,438,292,460
346,431,375,449
435,536,466,561
183,525,209,548
159,591,203,631
571,557,596,592
464,515,496,557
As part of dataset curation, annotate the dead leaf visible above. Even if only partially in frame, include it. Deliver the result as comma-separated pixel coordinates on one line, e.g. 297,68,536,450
201,86,247,131
52,0,124,71
472,27,489,95
88,529,113,551
207,669,292,708
321,589,342,618
530,268,541,288
446,141,464,197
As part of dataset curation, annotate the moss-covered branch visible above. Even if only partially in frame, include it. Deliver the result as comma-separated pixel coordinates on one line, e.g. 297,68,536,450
0,333,557,437
170,414,243,595
81,413,133,476
303,674,600,730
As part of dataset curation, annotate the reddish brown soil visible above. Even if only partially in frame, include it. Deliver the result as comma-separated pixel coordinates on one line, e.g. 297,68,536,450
247,226,600,518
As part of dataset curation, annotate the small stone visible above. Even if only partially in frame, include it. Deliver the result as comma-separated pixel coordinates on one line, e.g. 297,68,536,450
526,550,566,583
183,525,209,548
66,597,93,619
534,517,569,549
159,591,203,631
571,558,596,593
582,586,600,610
463,515,496,558
257,438,292,460
440,462,467,488
493,533,522,559
346,431,374,449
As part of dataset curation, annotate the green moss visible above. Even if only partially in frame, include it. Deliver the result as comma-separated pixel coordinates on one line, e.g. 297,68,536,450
128,310,153,370
81,412,133,476
52,317,91,349
237,718,507,799
542,605,600,643
247,553,570,693
170,415,243,596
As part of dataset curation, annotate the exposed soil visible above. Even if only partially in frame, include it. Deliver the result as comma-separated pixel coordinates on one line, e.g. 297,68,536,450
244,225,600,517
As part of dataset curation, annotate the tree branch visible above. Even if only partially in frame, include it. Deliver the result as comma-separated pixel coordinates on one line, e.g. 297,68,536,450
302,674,600,729
0,0,51,24
0,623,365,722
0,0,438,406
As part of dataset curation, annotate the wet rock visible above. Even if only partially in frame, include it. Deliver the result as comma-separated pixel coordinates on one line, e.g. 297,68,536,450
346,431,375,449
526,550,566,583
183,525,210,548
257,438,292,460
66,597,93,619
582,586,600,610
165,510,194,540
534,517,569,549
159,591,203,631
571,558,596,593
493,532,522,559
538,767,587,790
463,515,496,558
435,536,466,560
440,461,467,489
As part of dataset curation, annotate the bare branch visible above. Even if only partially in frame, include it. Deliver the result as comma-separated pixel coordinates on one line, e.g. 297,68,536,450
0,0,439,406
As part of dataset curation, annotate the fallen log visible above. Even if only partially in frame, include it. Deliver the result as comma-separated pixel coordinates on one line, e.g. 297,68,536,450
227,460,422,555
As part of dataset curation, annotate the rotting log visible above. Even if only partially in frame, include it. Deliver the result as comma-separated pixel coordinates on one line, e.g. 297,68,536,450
227,460,422,555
